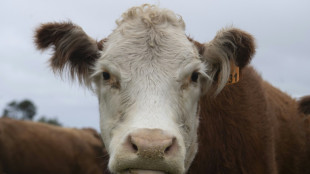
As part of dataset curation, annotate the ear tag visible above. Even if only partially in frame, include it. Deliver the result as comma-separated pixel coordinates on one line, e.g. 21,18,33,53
227,60,239,85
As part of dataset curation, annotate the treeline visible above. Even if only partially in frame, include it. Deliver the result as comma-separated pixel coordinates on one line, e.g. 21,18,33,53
1,99,62,126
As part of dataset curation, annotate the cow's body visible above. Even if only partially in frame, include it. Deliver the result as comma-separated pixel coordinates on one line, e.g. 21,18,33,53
34,4,310,174
0,118,107,174
188,66,310,173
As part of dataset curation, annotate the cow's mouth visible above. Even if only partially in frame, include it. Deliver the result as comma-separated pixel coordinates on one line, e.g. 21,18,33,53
122,169,167,174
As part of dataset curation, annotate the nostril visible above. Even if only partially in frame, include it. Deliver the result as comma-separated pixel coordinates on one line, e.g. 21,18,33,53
164,145,171,153
131,142,138,152
126,135,139,153
164,137,176,154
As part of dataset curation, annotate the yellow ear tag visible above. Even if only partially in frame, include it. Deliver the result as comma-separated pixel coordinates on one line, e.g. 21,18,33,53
227,60,239,85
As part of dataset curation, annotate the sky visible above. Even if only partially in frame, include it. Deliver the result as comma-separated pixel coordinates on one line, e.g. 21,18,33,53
0,0,309,130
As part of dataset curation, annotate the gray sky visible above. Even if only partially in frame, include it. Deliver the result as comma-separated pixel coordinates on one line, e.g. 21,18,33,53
1,0,309,130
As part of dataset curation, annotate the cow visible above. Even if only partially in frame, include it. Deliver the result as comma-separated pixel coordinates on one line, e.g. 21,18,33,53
0,117,108,174
34,4,310,174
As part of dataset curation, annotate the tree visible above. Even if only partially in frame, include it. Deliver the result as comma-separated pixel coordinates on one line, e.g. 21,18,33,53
37,116,62,126
2,99,62,127
2,99,36,120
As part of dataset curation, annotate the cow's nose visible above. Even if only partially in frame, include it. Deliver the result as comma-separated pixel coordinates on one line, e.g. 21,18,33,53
125,128,178,159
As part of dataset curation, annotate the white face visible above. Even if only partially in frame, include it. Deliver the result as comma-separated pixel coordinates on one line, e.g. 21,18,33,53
92,18,208,174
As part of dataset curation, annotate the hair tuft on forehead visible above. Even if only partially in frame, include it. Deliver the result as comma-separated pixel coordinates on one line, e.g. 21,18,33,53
116,4,185,29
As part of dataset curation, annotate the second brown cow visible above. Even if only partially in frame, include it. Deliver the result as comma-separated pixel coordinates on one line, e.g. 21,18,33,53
0,118,108,174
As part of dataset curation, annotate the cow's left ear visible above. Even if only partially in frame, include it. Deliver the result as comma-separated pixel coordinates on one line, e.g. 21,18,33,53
34,22,104,86
192,28,256,94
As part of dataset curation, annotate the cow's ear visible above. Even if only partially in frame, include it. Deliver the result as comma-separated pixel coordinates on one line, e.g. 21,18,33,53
192,28,256,94
34,22,102,86
298,96,310,114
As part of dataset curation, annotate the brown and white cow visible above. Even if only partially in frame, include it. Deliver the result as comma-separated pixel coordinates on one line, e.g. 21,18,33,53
34,4,310,174
0,118,108,174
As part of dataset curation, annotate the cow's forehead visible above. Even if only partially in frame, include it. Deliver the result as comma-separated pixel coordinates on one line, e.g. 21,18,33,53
95,4,201,77
99,28,200,79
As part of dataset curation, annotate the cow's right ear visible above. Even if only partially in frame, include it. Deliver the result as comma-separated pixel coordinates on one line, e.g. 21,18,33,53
34,22,103,86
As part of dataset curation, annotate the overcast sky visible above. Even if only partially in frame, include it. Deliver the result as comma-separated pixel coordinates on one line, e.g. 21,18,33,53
1,0,309,130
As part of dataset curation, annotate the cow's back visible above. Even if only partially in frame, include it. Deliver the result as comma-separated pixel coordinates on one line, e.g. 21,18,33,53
263,80,310,174
0,118,106,174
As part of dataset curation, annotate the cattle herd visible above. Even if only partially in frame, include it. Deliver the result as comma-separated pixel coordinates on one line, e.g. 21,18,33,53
1,4,310,174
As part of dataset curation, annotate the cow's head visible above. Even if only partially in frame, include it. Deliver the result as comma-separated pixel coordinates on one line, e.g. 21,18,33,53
35,4,255,174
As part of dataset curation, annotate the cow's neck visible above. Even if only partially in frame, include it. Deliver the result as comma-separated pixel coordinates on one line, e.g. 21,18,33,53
189,66,275,173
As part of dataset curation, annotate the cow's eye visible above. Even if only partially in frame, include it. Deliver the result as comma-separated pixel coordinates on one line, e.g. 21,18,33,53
191,72,199,82
102,72,110,80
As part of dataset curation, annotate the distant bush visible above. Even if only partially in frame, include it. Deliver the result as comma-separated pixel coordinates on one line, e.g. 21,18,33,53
2,99,62,126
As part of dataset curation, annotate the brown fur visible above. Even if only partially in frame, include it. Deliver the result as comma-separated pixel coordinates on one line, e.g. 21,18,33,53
34,22,101,85
0,118,110,174
298,96,310,114
187,67,310,173
186,29,310,173
203,28,256,69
